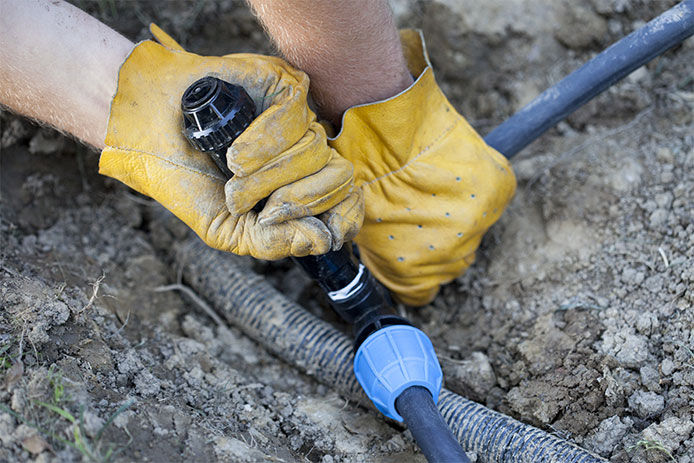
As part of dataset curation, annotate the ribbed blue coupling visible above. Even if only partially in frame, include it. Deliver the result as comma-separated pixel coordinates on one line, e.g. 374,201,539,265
354,325,443,421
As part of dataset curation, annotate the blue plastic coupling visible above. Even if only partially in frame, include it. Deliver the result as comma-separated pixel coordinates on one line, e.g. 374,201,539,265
354,325,443,421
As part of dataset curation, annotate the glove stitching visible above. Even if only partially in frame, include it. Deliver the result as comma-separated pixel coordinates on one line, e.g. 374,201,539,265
299,175,353,212
105,145,226,183
361,114,461,188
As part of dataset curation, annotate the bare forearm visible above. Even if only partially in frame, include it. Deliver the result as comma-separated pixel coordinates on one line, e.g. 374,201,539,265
248,0,413,125
0,0,133,149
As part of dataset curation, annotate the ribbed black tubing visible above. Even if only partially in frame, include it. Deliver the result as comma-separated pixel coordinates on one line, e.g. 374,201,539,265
397,387,471,463
177,240,606,462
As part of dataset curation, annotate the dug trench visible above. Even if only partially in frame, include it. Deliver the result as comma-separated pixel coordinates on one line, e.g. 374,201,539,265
1,1,693,462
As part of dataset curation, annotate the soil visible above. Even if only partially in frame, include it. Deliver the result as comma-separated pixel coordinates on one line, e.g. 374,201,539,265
1,1,693,462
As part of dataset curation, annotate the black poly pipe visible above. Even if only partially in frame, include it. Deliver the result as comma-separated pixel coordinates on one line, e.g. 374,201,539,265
396,386,471,463
178,240,606,462
484,0,694,158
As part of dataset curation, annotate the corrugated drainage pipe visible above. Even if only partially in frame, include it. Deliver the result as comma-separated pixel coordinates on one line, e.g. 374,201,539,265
177,239,606,463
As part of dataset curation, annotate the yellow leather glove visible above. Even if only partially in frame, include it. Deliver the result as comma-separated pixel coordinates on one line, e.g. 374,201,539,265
328,30,516,306
100,25,363,260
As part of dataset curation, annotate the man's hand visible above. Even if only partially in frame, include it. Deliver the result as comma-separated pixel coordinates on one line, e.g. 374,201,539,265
327,31,517,306
249,2,515,304
100,26,363,259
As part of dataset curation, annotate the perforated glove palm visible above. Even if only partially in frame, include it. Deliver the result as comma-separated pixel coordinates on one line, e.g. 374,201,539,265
328,30,516,306
100,25,363,260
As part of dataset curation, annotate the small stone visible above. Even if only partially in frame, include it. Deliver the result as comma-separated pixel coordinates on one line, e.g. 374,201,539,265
13,424,37,443
636,312,658,334
656,147,674,163
591,0,616,15
602,368,626,408
642,417,694,453
28,324,49,345
659,302,675,317
82,410,104,438
289,435,302,451
134,370,161,397
46,300,70,325
381,434,406,453
642,275,663,294
442,352,497,402
112,410,134,429
640,365,661,392
506,383,562,425
11,388,26,412
555,3,608,49
649,209,669,227
621,268,645,286
0,413,15,446
628,390,664,418
280,404,293,418
626,65,649,84
610,157,643,192
116,349,142,376
615,334,649,368
186,366,204,385
643,199,657,213
661,358,676,376
585,415,632,457
655,192,674,209
214,436,270,462
22,434,49,455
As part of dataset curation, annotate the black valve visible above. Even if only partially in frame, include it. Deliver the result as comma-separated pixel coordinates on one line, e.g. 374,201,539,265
181,76,255,177
180,76,407,349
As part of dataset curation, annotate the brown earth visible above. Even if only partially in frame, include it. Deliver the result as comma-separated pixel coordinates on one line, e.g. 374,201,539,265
1,1,693,462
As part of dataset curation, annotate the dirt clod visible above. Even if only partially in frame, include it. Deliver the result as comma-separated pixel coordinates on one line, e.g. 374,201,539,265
629,391,665,419
641,416,694,454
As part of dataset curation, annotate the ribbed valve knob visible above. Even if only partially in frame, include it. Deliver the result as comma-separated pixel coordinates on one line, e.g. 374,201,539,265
181,76,256,154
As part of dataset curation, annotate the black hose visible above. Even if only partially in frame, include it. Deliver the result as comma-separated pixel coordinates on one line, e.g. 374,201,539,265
484,0,694,158
177,240,606,462
396,387,471,463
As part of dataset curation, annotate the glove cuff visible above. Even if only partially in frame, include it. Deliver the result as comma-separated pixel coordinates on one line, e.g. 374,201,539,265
398,29,430,78
328,29,499,187
326,29,516,307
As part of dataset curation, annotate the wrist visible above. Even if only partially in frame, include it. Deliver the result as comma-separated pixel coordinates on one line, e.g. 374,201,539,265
249,0,413,126
84,38,134,149
308,59,414,126
0,0,133,149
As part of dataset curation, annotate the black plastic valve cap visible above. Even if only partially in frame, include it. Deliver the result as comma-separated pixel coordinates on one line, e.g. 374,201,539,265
181,76,256,153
